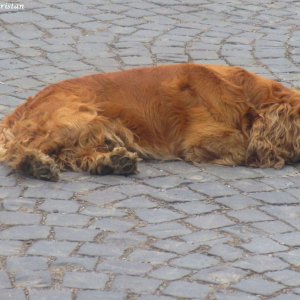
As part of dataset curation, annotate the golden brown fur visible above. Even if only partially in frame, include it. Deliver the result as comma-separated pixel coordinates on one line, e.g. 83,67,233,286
1,63,300,180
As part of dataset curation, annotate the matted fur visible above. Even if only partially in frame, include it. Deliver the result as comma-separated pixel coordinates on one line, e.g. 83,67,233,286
1,63,300,180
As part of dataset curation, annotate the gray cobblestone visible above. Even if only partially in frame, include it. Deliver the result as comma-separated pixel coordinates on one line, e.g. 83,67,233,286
39,199,80,213
113,184,158,197
233,255,289,273
186,213,235,229
0,241,23,256
78,242,126,258
0,271,11,288
138,221,192,238
152,239,200,255
128,249,176,265
241,236,289,254
15,270,51,288
208,243,244,261
182,230,227,245
80,206,126,217
252,220,294,234
0,225,50,240
234,277,284,296
143,175,188,189
63,271,108,289
193,266,249,284
79,189,126,205
150,187,205,202
149,266,190,280
104,231,147,247
0,176,17,187
171,253,219,270
251,191,298,204
266,270,300,287
53,256,97,270
227,208,274,222
261,206,300,230
260,177,295,189
115,196,157,209
7,256,48,272
152,161,199,174
215,195,261,209
228,179,273,193
133,163,168,178
112,275,161,294
23,187,73,200
58,181,100,192
255,166,299,177
135,208,183,223
28,241,77,256
2,0,300,298
0,186,22,198
294,288,300,295
0,289,25,300
172,201,219,214
76,290,126,300
277,249,300,266
139,296,173,300
201,165,261,180
215,291,261,300
97,259,152,276
91,218,135,232
273,232,300,246
189,182,238,197
163,281,210,298
286,188,300,199
54,227,100,242
271,294,300,300
45,213,90,227
3,198,35,211
29,290,72,300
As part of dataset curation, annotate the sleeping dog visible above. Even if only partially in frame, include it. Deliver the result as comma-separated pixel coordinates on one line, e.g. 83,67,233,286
1,64,299,180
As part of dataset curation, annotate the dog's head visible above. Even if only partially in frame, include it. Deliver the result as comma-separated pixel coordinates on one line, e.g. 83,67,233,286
246,103,300,168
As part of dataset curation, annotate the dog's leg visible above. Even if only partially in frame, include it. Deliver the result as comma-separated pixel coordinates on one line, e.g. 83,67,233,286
93,147,138,175
8,148,60,181
182,125,247,167
60,146,138,175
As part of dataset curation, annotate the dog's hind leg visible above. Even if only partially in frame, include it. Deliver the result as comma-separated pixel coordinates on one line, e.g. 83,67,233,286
182,123,248,167
59,146,138,176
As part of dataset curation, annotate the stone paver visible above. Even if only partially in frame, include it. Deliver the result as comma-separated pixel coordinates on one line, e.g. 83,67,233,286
1,0,300,299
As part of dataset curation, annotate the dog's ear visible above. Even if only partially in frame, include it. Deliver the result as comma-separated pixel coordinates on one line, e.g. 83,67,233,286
245,104,293,169
245,120,285,169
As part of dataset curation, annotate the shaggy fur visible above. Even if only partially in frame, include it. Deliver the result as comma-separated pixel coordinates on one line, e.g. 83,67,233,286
1,63,300,181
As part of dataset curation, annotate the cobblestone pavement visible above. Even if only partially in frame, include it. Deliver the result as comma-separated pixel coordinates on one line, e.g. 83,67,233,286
1,0,300,299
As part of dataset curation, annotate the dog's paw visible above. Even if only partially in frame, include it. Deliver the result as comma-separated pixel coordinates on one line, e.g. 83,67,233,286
32,161,60,181
110,147,138,174
21,154,60,181
90,147,138,175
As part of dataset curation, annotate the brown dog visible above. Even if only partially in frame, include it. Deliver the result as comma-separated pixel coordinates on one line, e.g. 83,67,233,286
1,64,300,181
